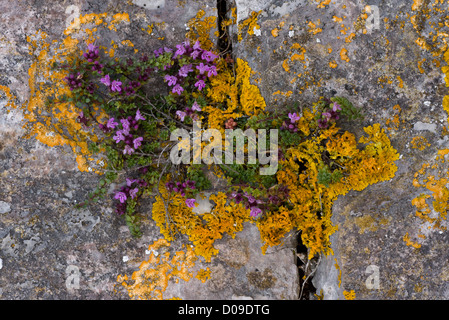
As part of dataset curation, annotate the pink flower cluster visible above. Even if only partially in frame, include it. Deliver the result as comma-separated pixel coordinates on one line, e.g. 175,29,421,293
318,102,342,129
281,112,301,133
175,101,202,122
161,40,219,95
229,191,264,218
165,179,196,196
98,110,146,155
100,74,122,93
114,178,148,215
65,73,83,91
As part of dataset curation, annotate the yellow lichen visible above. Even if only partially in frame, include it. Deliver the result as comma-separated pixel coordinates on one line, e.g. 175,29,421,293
237,10,262,42
117,239,198,300
343,290,356,300
411,136,431,151
403,232,422,249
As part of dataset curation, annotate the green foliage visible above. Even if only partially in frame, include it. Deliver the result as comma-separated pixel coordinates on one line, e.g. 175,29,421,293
317,164,343,187
331,96,364,121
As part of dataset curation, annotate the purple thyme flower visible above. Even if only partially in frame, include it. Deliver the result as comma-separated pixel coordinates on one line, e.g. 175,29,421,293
113,131,125,143
114,191,127,204
123,145,134,155
164,74,177,86
194,80,206,91
129,187,139,199
133,137,144,149
120,119,130,131
246,195,256,204
126,178,139,187
154,47,164,57
91,61,103,73
196,62,209,75
191,101,202,112
186,180,196,189
202,50,218,62
317,119,328,128
191,50,201,59
185,198,196,208
111,80,122,92
193,40,202,51
250,206,262,217
65,73,83,91
77,111,89,126
332,102,342,112
135,109,146,121
165,181,175,192
179,64,193,77
83,43,99,62
106,117,118,129
176,110,187,122
100,74,111,86
207,65,217,77
87,43,96,51
322,112,332,120
230,192,243,204
174,44,186,58
288,112,301,123
172,84,184,95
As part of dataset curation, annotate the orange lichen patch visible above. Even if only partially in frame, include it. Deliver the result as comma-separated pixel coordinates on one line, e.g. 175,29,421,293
117,240,198,300
334,258,342,288
412,0,425,11
142,23,154,35
329,60,338,68
417,58,426,73
152,183,252,261
412,167,449,230
0,85,18,110
273,90,293,97
237,10,262,42
186,9,217,51
195,268,211,283
282,59,290,73
385,104,403,131
435,149,449,163
316,0,331,9
396,76,404,88
345,33,356,43
121,39,134,47
411,136,431,151
354,11,369,34
403,232,422,249
307,20,322,35
108,13,130,31
332,16,343,23
340,48,350,62
291,53,305,62
271,28,279,37
343,290,356,300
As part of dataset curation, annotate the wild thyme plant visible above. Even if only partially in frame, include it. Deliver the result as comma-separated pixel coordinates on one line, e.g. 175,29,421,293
50,38,399,262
